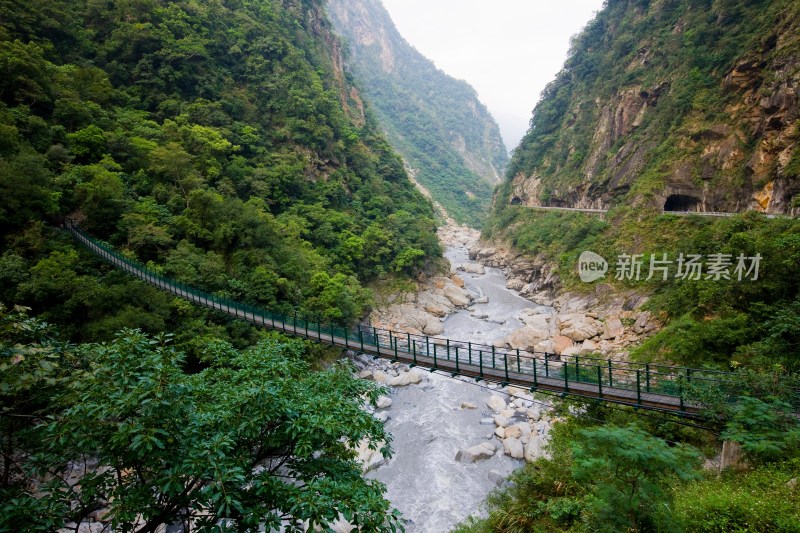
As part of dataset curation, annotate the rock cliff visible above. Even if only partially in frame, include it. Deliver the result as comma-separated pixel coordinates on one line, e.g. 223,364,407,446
505,0,800,215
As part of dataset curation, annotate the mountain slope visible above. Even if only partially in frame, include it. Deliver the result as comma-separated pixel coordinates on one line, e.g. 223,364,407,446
503,0,799,214
484,0,800,372
0,0,440,343
327,0,508,227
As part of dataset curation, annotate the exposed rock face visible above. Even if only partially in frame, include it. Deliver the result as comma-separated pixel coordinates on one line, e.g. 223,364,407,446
469,239,660,358
504,1,800,215
455,442,497,464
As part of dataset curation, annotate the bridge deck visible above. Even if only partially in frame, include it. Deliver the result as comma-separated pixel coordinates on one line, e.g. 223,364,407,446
67,223,731,418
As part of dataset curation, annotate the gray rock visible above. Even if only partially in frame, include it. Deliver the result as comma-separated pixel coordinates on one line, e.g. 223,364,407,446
486,394,507,412
460,401,477,409
502,437,525,459
375,396,392,409
456,442,496,463
493,414,510,428
387,370,422,386
488,470,506,487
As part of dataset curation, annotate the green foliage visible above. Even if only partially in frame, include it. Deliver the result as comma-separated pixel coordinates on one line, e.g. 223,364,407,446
1,311,401,531
673,459,800,532
453,417,706,533
0,0,441,337
721,396,800,464
572,424,702,532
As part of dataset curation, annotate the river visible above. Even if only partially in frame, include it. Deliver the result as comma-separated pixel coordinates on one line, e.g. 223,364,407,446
366,237,546,532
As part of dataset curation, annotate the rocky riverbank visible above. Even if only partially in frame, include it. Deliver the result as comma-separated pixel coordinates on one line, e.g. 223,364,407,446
469,239,661,359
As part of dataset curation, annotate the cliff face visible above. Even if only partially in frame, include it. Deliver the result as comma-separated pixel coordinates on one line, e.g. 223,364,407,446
327,0,508,227
505,0,799,215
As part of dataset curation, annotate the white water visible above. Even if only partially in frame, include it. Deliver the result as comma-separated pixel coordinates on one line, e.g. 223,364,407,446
367,242,547,532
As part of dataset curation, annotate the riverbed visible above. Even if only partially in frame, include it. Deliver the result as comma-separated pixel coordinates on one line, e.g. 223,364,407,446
366,235,546,532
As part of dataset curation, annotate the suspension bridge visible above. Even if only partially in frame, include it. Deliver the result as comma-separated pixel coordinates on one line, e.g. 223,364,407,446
64,222,783,419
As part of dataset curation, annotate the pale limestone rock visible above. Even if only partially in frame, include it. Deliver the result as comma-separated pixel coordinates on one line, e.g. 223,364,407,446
561,346,582,357
375,396,392,409
506,279,525,291
534,339,556,353
579,339,600,355
422,318,444,336
458,262,486,275
512,422,532,444
443,284,471,307
602,316,625,339
553,335,574,355
456,442,496,463
371,370,388,383
505,326,549,351
387,370,422,386
500,409,516,419
524,433,549,463
503,425,522,440
486,394,507,412
493,414,510,428
494,427,506,439
502,437,525,459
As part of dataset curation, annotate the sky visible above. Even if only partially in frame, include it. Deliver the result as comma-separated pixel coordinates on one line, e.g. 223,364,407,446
380,0,606,151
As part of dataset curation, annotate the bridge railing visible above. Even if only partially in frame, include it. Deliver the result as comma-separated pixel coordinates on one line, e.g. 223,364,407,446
65,222,799,412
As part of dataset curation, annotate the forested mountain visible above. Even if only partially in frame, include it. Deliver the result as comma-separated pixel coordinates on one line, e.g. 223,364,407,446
485,0,800,372
504,0,799,213
327,0,508,227
0,0,439,528
0,0,441,343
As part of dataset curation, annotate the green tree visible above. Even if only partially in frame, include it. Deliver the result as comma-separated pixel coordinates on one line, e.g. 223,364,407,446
572,424,702,532
721,396,800,464
2,324,402,532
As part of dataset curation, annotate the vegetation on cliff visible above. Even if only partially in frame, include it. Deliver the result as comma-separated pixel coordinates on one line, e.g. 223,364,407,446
506,0,800,213
327,0,508,227
0,0,443,527
487,0,800,373
0,0,441,346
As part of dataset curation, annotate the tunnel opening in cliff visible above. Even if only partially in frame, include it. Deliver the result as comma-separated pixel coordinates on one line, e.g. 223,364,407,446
664,194,700,212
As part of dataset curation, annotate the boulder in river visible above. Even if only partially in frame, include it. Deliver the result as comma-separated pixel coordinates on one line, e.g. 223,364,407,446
458,263,486,275
375,396,392,409
455,442,496,463
493,414,510,428
387,370,422,386
502,437,525,459
486,394,507,412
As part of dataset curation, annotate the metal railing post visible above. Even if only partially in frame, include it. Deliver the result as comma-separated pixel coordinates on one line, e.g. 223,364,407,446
597,365,603,398
646,364,651,392
563,362,569,393
636,369,642,407
373,327,380,356
544,353,549,377
608,359,613,387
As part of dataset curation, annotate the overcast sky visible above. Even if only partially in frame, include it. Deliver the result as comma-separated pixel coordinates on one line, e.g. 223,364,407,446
380,0,605,151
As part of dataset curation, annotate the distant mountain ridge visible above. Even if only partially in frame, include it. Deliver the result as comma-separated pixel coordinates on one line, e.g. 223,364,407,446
327,0,508,227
